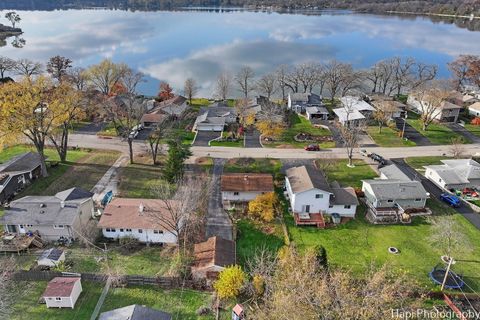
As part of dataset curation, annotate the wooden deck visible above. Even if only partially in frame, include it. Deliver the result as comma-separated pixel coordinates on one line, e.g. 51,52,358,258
0,232,44,253
294,213,326,228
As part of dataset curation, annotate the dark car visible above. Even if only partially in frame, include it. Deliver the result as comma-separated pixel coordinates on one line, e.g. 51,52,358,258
304,144,320,151
440,193,461,208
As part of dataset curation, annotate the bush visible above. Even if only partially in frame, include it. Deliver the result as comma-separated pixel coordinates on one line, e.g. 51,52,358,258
118,236,139,251
213,265,247,300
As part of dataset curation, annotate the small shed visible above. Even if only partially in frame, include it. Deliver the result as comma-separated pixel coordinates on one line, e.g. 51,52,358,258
232,304,245,320
43,277,82,309
37,248,65,267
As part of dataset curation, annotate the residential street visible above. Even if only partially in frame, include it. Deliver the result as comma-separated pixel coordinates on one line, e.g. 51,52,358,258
391,158,480,230
205,159,233,241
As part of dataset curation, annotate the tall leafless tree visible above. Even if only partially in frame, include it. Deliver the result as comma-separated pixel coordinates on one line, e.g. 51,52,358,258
14,59,43,77
67,67,89,91
46,55,73,83
324,60,357,103
183,78,197,104
256,73,277,99
0,56,16,78
235,66,255,99
275,64,290,103
215,71,232,101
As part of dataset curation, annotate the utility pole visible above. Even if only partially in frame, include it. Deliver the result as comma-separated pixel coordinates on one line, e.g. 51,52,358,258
401,113,408,138
441,257,454,291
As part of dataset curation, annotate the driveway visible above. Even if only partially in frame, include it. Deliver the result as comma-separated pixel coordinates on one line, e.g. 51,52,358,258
205,159,233,240
192,131,221,147
135,128,153,141
391,158,480,230
74,122,107,135
244,128,262,148
395,118,431,146
447,123,480,144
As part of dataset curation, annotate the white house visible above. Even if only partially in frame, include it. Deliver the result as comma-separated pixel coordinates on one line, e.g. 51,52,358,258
98,198,180,244
285,166,358,227
37,248,65,267
424,159,480,191
333,96,376,126
468,102,480,117
407,94,462,123
221,173,274,203
43,277,82,309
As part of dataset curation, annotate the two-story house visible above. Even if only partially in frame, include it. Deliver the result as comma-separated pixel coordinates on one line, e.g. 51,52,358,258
0,187,94,241
285,165,358,227
287,93,327,118
407,93,462,123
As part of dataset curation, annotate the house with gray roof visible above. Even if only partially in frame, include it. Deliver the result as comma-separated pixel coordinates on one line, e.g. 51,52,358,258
99,305,172,320
362,164,430,224
424,159,480,191
285,165,358,227
287,92,324,114
334,96,376,127
193,105,237,132
0,152,42,204
0,188,94,241
140,95,188,127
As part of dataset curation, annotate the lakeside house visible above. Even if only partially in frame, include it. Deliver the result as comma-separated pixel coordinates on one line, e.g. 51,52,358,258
368,94,407,119
424,159,480,191
468,102,480,117
287,93,324,114
99,305,172,320
285,165,358,228
98,198,179,244
407,93,462,123
362,164,430,224
333,96,376,127
0,188,94,241
140,95,188,127
0,152,43,204
221,173,274,205
42,277,82,309
191,236,236,281
193,103,237,132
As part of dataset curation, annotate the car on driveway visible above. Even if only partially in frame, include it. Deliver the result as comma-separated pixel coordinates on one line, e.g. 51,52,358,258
304,144,320,151
440,193,461,207
360,149,369,157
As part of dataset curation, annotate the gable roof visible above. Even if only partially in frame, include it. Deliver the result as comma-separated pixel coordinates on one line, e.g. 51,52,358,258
333,107,365,122
98,198,178,232
193,236,236,269
425,159,480,184
362,179,428,200
221,173,274,192
43,277,80,297
99,305,172,320
305,106,329,114
331,187,359,205
0,152,42,174
55,188,94,202
439,101,462,110
469,102,480,112
286,166,332,194
340,96,376,112
290,92,322,105
379,164,411,181
0,188,92,225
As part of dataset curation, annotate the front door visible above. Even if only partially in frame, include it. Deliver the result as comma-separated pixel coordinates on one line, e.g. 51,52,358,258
304,205,310,213
6,225,17,233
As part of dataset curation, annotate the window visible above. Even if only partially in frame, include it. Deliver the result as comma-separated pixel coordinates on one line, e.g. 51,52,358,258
153,230,164,234
415,198,422,202
119,228,124,232
126,228,132,232
19,225,24,228
305,205,310,213
329,205,334,208
106,228,116,232
344,205,351,209
233,192,239,196
387,200,394,203
26,224,33,228
53,224,65,229
138,229,143,233
55,297,62,301
315,194,323,199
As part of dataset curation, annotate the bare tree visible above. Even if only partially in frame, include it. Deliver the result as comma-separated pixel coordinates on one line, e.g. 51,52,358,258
337,98,367,167
150,176,212,251
449,137,466,159
411,82,451,131
373,100,397,133
235,66,255,99
215,71,231,101
146,116,176,164
0,56,16,78
256,73,277,99
235,98,250,127
183,78,197,104
46,55,73,83
67,67,89,91
428,216,473,259
14,59,43,77
448,55,479,91
324,60,357,104
275,64,290,103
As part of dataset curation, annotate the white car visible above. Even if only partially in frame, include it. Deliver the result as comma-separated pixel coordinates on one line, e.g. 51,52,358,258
128,130,138,139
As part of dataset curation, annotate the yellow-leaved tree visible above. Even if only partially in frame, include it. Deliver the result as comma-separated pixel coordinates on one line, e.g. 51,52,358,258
213,265,247,300
255,118,286,140
248,192,279,222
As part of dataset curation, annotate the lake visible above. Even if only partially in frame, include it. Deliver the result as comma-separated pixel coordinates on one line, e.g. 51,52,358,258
1,8,480,96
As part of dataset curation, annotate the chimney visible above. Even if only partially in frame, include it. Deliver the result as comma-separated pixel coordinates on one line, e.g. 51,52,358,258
60,201,65,208
139,203,144,215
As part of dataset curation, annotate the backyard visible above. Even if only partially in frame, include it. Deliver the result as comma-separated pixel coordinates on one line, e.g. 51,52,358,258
223,158,282,176
263,113,335,149
118,155,163,198
367,126,416,147
407,119,469,145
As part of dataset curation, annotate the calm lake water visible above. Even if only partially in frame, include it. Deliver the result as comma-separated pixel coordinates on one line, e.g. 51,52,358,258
1,8,480,95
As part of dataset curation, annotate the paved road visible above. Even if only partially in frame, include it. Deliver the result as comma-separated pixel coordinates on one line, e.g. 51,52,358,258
205,159,233,241
391,158,480,230
395,118,431,146
74,122,107,135
447,123,480,144
68,133,480,161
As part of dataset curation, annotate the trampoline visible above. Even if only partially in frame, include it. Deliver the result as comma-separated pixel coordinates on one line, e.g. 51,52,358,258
428,266,465,289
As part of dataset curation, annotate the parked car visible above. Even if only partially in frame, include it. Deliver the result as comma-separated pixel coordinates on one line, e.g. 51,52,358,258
440,193,461,207
128,130,139,139
304,144,320,151
463,188,479,197
360,149,369,157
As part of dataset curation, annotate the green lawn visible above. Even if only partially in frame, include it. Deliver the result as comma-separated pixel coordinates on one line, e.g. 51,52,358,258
224,158,282,176
287,202,480,291
264,113,335,149
101,286,220,320
407,119,469,144
464,124,480,137
405,156,450,171
315,159,377,188
10,281,103,320
118,160,163,198
236,219,285,267
367,126,416,147
209,140,243,147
